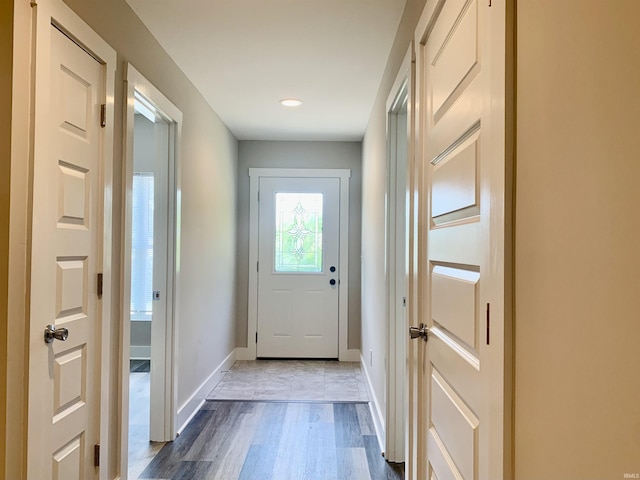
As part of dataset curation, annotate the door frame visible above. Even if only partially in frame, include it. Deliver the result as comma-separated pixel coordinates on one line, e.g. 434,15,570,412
24,1,116,479
120,63,182,472
241,168,357,361
384,47,413,463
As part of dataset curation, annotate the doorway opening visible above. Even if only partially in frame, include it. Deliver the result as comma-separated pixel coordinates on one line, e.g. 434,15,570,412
122,64,182,479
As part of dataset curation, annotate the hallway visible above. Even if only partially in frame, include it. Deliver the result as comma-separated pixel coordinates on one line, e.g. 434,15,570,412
136,400,403,480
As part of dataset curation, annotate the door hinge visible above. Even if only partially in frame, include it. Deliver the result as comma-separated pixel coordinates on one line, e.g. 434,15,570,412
100,104,106,128
255,332,258,343
486,303,491,345
257,190,260,202
97,273,103,299
94,444,100,467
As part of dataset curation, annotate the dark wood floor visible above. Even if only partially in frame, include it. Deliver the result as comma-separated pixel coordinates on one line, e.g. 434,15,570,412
139,401,404,480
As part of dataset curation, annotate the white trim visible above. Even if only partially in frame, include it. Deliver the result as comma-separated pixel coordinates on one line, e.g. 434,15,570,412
361,355,385,454
120,63,183,475
176,349,237,434
384,47,413,464
340,348,361,362
246,168,352,361
129,346,151,360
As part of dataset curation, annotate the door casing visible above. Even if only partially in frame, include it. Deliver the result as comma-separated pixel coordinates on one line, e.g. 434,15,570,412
120,63,183,473
240,168,358,362
384,46,413,463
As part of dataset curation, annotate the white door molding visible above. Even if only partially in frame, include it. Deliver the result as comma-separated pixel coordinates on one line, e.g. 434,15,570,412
240,168,358,361
384,46,413,462
121,63,183,473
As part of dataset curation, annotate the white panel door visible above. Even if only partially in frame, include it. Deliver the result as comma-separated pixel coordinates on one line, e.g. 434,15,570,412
257,177,340,358
412,0,510,479
27,24,104,480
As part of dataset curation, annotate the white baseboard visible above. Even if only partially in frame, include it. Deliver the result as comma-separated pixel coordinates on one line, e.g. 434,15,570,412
361,354,385,454
340,348,361,362
130,345,151,359
176,349,236,434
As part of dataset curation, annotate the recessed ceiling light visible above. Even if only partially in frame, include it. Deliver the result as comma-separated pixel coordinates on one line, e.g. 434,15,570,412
279,98,303,107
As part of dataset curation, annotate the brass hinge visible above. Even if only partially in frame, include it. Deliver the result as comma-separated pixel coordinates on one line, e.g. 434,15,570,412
97,273,103,299
94,444,100,467
100,104,106,128
486,303,491,345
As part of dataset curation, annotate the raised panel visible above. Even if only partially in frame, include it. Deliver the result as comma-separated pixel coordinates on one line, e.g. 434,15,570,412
432,265,479,350
429,222,481,267
271,289,293,337
53,345,86,422
58,162,89,227
55,257,87,318
428,426,462,480
430,369,478,480
429,329,481,412
429,0,479,120
52,434,84,480
60,65,90,138
432,141,478,219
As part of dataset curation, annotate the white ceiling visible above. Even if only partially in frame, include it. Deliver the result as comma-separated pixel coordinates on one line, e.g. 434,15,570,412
126,0,407,141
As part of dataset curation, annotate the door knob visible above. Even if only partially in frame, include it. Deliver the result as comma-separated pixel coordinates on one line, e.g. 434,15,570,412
329,279,336,286
409,323,428,342
44,324,69,344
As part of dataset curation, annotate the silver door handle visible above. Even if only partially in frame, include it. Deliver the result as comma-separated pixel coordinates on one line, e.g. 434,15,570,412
44,324,69,344
409,323,428,342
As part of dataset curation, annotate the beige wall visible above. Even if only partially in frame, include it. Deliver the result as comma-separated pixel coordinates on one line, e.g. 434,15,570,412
515,1,640,477
236,140,362,350
0,2,13,475
360,0,427,426
4,0,238,477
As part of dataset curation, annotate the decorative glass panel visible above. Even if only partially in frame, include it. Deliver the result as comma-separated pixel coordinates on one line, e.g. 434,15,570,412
275,193,323,272
130,173,154,320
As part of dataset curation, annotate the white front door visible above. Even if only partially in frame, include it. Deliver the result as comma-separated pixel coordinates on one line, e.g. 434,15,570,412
27,18,109,480
412,0,510,479
257,176,340,358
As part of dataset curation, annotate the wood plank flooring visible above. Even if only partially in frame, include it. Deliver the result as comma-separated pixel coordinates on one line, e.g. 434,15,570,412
138,401,403,480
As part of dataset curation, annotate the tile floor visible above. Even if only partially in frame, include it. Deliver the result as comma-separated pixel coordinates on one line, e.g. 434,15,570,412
207,360,369,402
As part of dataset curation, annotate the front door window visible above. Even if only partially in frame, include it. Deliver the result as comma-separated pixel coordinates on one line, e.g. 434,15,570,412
274,192,323,273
